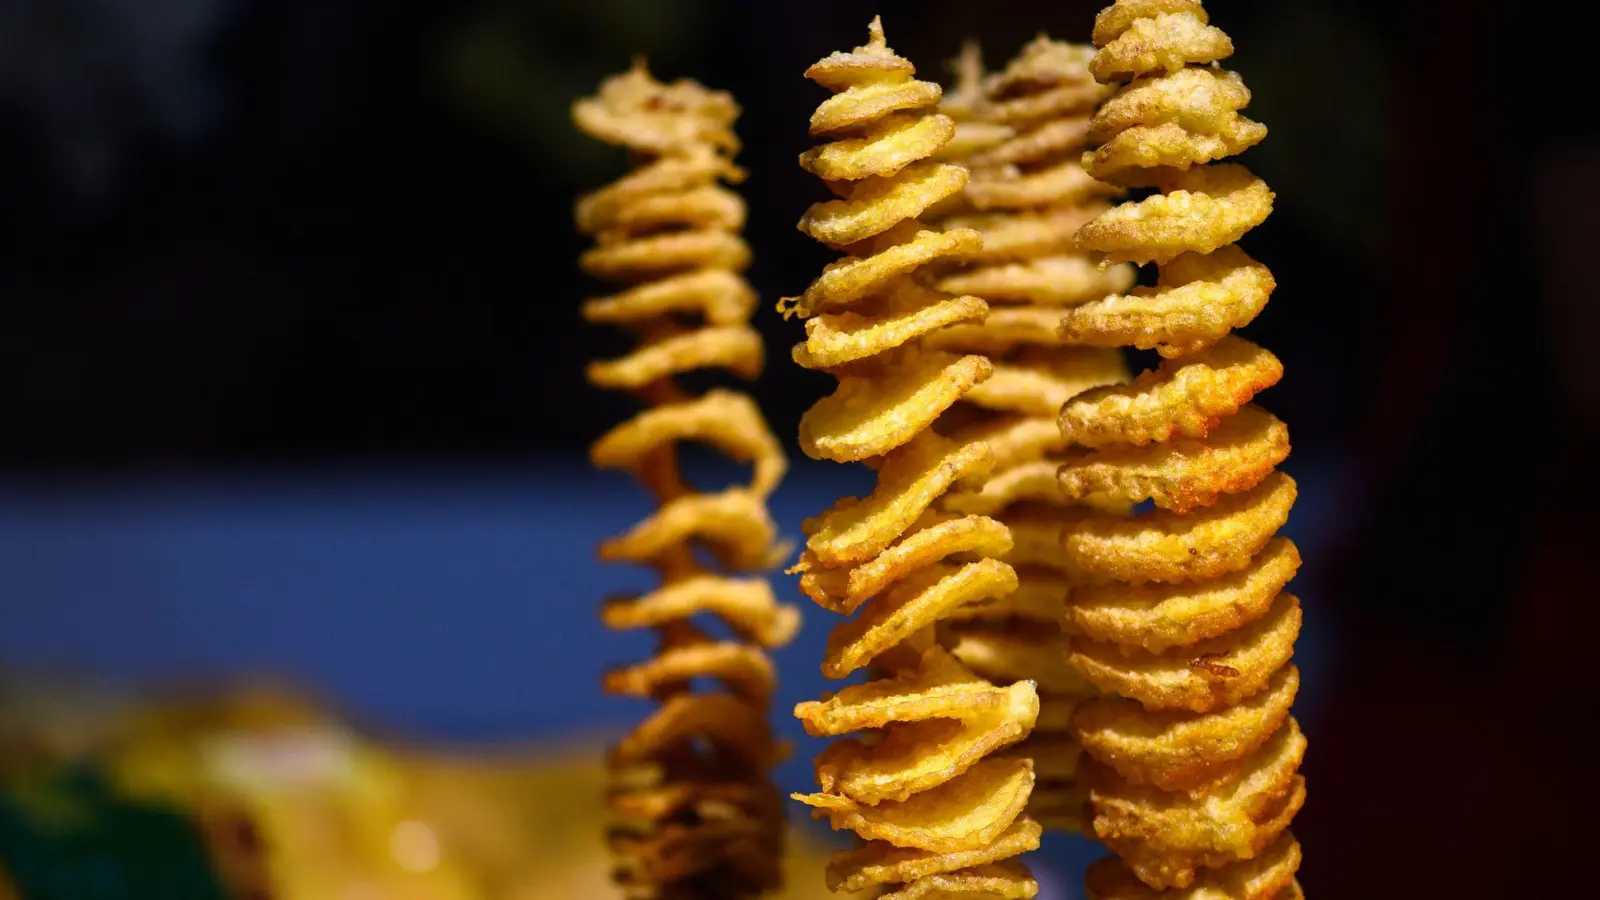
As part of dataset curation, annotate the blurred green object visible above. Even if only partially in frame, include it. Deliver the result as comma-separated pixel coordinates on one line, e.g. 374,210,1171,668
0,765,230,900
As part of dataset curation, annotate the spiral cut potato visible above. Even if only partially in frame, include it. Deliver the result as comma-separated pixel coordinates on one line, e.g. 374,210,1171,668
915,35,1140,839
1057,2,1303,895
781,19,1043,899
575,60,800,899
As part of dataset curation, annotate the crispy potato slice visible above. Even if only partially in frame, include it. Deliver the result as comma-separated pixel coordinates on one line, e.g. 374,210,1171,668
1085,830,1300,900
990,34,1098,95
801,349,992,461
1091,1,1208,47
946,571,1071,625
582,269,756,328
1059,471,1295,584
1057,247,1275,359
824,560,1019,678
815,680,1037,803
948,627,1093,695
801,113,958,181
1065,538,1299,651
1066,593,1300,713
794,757,1035,853
1073,665,1299,793
599,488,785,572
1091,67,1250,144
826,818,1043,892
990,83,1109,129
940,254,1136,306
1087,719,1306,889
610,693,777,774
794,294,987,370
605,640,777,703
973,118,1094,169
1058,405,1289,513
572,61,739,154
811,80,944,136
924,306,1073,354
586,324,763,390
1060,336,1282,448
1075,165,1272,266
967,160,1113,211
576,144,743,233
800,514,1013,614
591,390,787,498
601,573,799,647
580,229,751,281
967,348,1129,418
780,228,982,319
945,460,1073,516
943,205,1110,262
801,161,970,246
1090,12,1232,82
805,18,915,91
804,432,994,567
587,183,746,235
880,862,1040,899
607,778,778,824
1086,118,1266,186
794,646,1008,737
948,415,1066,477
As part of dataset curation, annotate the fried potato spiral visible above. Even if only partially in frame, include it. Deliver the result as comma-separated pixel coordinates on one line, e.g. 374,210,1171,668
1059,2,1303,894
575,60,799,899
782,19,1041,899
922,35,1135,840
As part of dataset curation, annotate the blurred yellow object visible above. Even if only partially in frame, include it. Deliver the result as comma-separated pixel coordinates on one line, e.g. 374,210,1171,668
1,676,840,899
406,743,838,900
106,685,479,900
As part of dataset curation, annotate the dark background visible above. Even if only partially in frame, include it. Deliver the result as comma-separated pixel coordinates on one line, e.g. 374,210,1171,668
1,0,1596,895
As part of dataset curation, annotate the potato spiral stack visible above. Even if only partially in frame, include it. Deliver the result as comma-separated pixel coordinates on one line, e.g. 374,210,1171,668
781,19,1042,899
574,61,800,899
920,35,1139,839
1054,2,1304,895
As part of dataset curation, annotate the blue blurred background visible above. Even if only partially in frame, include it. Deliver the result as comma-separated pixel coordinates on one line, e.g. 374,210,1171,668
0,0,1595,896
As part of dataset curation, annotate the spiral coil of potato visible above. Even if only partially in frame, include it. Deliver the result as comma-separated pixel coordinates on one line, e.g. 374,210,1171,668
780,19,1044,899
919,35,1139,840
574,61,800,899
1052,2,1304,896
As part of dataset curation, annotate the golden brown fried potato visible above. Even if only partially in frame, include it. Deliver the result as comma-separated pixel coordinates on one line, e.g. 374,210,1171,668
1065,593,1300,713
1060,336,1282,448
880,862,1040,899
827,818,1043,893
799,513,1012,614
967,348,1130,418
1058,247,1275,358
794,757,1035,854
1059,472,1295,584
1075,166,1272,266
803,433,994,566
1065,537,1299,651
599,489,785,572
794,646,1007,737
793,293,988,370
1086,720,1306,889
1090,12,1232,82
591,389,788,498
601,574,800,648
1057,405,1289,513
824,560,1019,677
1085,830,1300,899
1073,665,1298,793
815,681,1036,803
940,254,1136,306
